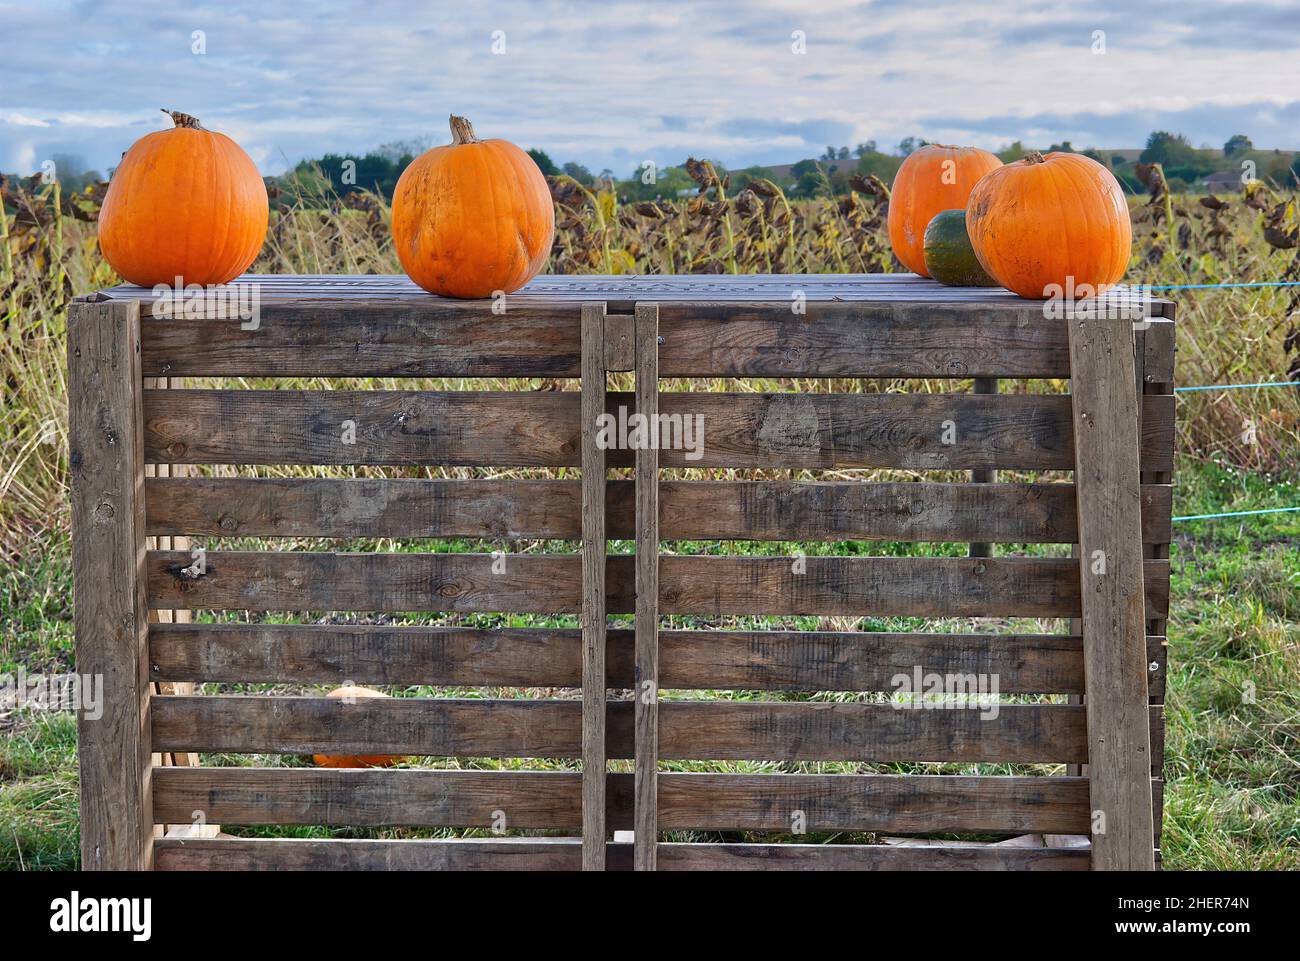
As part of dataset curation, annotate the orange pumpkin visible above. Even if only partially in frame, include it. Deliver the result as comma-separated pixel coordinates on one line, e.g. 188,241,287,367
312,686,405,769
98,110,267,287
887,144,1002,276
392,115,554,299
965,151,1132,299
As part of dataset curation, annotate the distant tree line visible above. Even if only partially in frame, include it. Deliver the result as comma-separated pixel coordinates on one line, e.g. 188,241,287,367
274,130,1300,204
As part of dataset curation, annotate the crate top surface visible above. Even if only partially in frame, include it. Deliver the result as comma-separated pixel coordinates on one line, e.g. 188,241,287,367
87,272,1173,314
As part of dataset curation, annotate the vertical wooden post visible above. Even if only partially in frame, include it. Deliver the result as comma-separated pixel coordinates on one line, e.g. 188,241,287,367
1141,308,1176,860
580,303,608,871
1067,311,1156,871
144,376,211,839
633,303,660,871
68,299,154,870
969,377,997,558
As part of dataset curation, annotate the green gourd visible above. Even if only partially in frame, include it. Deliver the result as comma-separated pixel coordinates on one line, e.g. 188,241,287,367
922,209,999,287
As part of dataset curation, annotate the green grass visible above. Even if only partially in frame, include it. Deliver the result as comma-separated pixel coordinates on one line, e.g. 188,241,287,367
1,456,1296,870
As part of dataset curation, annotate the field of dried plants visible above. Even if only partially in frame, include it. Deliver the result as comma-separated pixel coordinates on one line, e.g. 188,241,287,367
1,165,1297,870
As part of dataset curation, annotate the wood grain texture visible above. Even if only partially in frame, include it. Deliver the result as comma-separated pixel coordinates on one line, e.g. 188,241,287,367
152,767,1148,835
136,301,1084,379
633,303,660,870
143,476,1174,545
969,377,998,558
653,842,1091,871
1069,313,1156,871
140,389,1174,472
580,302,607,871
68,300,154,871
149,696,1150,764
152,837,1090,871
145,550,1169,619
154,836,613,871
148,623,1166,697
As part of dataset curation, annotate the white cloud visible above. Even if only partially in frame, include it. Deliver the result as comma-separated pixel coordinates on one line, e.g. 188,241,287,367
0,0,1296,176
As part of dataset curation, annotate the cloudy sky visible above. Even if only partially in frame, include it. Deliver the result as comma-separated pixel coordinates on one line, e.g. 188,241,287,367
2,0,1299,178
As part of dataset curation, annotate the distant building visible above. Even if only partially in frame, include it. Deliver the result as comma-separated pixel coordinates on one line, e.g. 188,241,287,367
1202,171,1242,194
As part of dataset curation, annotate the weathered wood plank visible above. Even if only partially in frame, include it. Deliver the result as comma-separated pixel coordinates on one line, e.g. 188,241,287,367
1141,308,1174,822
68,300,155,871
140,389,1174,472
146,550,605,613
137,303,1083,379
117,273,1169,379
1069,312,1156,871
634,302,660,870
153,836,614,871
152,767,630,830
152,836,1091,871
151,696,1128,764
604,312,636,371
148,623,1166,698
143,476,1174,545
969,377,998,557
655,842,1091,871
141,303,583,377
145,550,1170,618
153,767,1123,835
580,302,607,871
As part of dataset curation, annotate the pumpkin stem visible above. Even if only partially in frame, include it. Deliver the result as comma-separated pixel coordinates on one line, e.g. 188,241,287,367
162,109,203,130
1024,151,1046,164
449,115,479,145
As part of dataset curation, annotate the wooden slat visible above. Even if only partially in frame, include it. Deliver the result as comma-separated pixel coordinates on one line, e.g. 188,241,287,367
604,313,635,371
121,274,1168,379
153,767,1125,835
1068,312,1156,871
634,302,660,870
149,623,1167,698
152,836,1091,871
141,303,583,377
152,767,626,829
68,300,155,871
153,835,1092,871
143,477,1174,545
104,270,1172,301
151,696,1112,763
140,389,1174,472
154,836,614,871
969,377,998,557
655,842,1091,871
145,550,604,613
655,556,1169,619
580,302,607,871
1141,306,1174,821
145,551,1169,618
137,303,1080,379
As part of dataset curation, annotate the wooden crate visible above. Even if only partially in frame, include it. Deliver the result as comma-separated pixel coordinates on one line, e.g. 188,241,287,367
68,274,1173,871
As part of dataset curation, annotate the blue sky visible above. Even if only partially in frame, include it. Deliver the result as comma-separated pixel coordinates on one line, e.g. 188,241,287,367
2,0,1298,178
